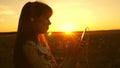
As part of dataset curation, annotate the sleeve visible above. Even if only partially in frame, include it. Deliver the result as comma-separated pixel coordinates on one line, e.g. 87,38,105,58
23,41,50,68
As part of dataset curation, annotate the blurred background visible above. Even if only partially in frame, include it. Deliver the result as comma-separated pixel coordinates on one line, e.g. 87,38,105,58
0,0,120,68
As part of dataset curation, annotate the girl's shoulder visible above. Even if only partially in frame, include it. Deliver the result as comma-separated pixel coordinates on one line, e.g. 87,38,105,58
24,40,49,55
25,40,36,45
24,40,37,49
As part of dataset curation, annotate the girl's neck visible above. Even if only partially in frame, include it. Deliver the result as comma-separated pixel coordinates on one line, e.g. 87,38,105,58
37,34,44,46
37,34,51,51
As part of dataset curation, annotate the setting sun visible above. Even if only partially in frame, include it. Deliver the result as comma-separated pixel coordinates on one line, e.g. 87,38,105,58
60,23,77,32
65,32,73,35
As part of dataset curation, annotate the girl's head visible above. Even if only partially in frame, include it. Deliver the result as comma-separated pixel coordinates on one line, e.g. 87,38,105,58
18,1,53,34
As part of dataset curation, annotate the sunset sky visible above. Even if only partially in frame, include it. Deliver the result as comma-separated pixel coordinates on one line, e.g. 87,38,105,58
0,0,120,32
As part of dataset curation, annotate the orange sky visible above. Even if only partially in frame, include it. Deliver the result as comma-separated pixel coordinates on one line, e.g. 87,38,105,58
0,0,120,32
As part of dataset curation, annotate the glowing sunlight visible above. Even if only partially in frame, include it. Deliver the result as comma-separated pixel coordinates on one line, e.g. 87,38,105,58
60,23,76,32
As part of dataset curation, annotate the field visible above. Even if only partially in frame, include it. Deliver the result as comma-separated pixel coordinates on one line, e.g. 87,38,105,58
0,30,120,68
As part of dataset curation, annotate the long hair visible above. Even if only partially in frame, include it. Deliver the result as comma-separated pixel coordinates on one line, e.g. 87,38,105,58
15,1,52,46
14,1,52,67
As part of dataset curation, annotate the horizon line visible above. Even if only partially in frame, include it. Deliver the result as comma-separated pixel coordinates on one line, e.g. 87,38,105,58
0,29,120,34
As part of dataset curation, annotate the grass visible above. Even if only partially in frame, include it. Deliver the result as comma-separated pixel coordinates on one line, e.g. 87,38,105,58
0,34,16,68
0,30,120,68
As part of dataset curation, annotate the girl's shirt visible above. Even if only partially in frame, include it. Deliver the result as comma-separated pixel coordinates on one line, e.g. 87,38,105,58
23,40,52,68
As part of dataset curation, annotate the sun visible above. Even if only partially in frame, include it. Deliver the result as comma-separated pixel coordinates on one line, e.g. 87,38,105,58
60,23,76,34
65,32,73,35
